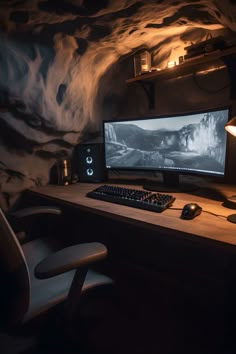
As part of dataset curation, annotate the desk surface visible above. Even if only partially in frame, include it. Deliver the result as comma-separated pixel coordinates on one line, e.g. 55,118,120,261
29,182,236,247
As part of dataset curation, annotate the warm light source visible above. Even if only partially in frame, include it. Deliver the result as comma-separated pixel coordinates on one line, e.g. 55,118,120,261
225,116,236,137
224,116,236,223
167,61,176,68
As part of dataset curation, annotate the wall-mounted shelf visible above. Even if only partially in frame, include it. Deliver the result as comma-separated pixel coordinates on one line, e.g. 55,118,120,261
126,46,236,84
126,45,236,109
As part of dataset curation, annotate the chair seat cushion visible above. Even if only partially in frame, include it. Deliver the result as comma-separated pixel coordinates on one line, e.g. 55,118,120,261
22,238,112,323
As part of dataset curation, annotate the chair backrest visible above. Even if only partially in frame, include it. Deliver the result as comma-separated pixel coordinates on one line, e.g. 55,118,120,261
0,208,30,328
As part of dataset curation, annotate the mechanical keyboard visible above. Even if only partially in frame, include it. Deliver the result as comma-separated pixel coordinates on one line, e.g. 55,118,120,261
86,185,175,213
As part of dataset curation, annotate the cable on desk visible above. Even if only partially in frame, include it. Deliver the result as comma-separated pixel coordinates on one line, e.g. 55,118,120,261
202,210,227,219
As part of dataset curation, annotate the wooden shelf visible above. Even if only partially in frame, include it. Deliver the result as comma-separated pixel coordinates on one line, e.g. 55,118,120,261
126,46,236,84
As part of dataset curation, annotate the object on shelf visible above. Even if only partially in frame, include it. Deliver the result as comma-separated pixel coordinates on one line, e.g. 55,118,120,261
178,55,185,64
167,61,176,68
126,45,236,91
184,36,226,60
134,50,151,77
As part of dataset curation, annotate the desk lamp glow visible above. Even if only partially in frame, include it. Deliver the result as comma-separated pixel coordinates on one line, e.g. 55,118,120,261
225,116,236,223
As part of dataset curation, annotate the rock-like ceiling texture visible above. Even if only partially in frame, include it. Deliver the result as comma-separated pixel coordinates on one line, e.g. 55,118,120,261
0,0,236,209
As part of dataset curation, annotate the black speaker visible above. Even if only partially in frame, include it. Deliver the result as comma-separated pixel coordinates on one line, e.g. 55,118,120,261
74,143,106,182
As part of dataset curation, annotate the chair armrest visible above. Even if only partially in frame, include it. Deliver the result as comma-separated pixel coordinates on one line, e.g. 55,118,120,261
35,242,108,279
9,206,62,219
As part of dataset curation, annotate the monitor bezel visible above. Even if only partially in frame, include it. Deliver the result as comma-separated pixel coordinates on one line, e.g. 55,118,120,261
103,106,231,180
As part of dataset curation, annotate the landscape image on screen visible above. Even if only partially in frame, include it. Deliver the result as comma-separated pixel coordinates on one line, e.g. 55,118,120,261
104,109,228,176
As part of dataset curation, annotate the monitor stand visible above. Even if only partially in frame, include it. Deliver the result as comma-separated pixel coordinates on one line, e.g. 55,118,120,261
143,172,199,193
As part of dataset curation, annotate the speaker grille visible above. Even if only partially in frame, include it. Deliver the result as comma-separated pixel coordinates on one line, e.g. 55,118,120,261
74,143,106,182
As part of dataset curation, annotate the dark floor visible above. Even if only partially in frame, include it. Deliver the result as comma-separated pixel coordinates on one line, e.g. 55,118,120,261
0,285,117,354
0,332,36,354
0,275,233,354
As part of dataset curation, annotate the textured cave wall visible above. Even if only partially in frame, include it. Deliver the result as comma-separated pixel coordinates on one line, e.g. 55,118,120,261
0,0,236,210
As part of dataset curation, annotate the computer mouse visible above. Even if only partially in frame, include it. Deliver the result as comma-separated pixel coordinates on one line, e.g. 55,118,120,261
181,203,202,220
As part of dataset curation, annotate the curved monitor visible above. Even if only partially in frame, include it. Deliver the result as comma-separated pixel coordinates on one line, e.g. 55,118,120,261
103,107,230,192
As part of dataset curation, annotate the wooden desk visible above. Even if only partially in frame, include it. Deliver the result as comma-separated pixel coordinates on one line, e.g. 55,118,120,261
26,182,236,353
27,182,236,248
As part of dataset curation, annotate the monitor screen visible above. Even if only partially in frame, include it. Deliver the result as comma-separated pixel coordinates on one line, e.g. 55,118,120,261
103,107,229,192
